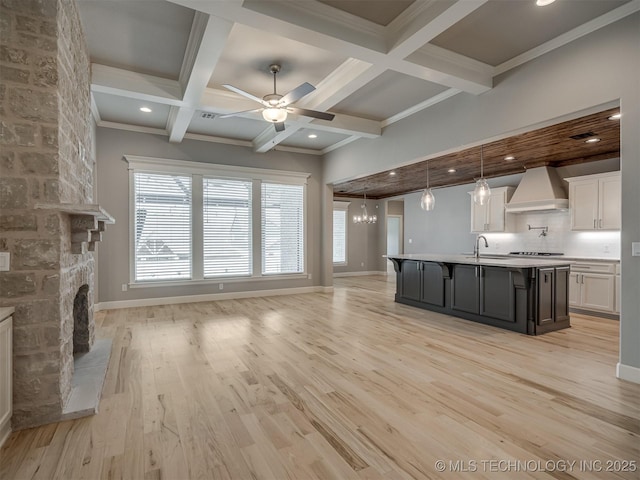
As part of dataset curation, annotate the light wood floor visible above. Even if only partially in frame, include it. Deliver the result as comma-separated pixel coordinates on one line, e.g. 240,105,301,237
1,275,639,479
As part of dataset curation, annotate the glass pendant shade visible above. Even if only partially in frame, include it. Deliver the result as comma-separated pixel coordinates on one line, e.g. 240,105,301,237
473,178,491,205
420,188,435,211
262,107,287,123
473,144,491,205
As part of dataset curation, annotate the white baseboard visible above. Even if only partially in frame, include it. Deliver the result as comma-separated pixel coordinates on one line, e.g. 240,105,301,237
0,416,10,449
95,285,332,311
616,362,640,384
333,271,387,278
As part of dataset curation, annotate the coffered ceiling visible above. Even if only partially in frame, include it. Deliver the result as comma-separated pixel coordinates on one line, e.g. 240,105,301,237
78,0,638,154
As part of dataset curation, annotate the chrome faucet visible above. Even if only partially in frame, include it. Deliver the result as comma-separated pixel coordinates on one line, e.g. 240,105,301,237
474,235,489,260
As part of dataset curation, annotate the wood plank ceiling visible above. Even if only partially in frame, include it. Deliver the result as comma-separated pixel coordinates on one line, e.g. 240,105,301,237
333,107,620,199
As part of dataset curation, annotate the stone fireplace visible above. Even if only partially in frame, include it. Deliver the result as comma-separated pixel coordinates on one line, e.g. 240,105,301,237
0,0,110,429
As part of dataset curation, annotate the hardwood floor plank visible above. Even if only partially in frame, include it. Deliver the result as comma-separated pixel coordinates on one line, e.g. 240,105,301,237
1,275,638,479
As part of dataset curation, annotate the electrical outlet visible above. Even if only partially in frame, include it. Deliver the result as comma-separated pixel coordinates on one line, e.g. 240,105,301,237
603,244,610,253
361,262,365,267
632,242,640,257
121,283,128,292
0,252,9,271
408,238,413,244
219,283,224,290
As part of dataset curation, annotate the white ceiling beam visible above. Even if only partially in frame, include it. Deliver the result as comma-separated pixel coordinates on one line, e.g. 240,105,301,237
381,88,461,128
167,0,491,94
252,124,303,153
386,0,489,59
91,64,183,105
294,58,382,111
168,12,234,143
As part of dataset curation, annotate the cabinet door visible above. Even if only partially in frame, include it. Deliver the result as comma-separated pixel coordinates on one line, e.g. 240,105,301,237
570,180,599,230
486,190,506,232
480,266,514,322
568,272,581,306
580,273,615,312
554,267,570,323
598,176,621,230
451,264,480,314
421,262,445,307
400,260,421,301
470,197,488,233
537,268,555,325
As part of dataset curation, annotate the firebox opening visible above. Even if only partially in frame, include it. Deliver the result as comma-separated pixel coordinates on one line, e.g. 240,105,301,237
73,284,90,354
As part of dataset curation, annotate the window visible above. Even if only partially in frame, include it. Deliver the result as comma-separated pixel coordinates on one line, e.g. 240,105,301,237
203,178,252,277
262,183,304,274
333,201,349,264
127,156,309,285
134,172,192,281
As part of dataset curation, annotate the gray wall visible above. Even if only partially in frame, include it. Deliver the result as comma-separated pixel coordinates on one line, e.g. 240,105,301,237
324,14,640,375
333,198,384,274
95,128,323,303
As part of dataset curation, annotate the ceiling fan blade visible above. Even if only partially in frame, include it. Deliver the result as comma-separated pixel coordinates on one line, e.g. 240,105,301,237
222,84,267,106
280,82,315,105
217,108,263,119
274,122,285,132
288,107,335,121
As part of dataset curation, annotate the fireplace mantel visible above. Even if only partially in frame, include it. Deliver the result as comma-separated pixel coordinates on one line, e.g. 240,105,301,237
35,203,115,253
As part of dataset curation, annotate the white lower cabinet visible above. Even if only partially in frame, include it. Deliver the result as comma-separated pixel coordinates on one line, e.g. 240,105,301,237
569,262,617,314
0,312,12,447
615,263,621,313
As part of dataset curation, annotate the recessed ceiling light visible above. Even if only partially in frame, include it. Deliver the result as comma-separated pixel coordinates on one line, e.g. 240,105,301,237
389,171,396,176
447,168,456,173
536,0,556,6
608,113,621,120
307,133,317,139
140,107,152,113
504,155,515,161
585,137,601,143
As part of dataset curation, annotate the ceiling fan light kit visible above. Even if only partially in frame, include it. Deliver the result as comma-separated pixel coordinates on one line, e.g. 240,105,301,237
222,63,335,132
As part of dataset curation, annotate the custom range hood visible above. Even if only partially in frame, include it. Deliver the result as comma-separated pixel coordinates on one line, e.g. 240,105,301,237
505,166,569,213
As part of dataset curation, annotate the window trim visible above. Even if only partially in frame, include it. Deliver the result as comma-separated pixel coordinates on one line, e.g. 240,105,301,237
333,201,350,266
125,155,310,286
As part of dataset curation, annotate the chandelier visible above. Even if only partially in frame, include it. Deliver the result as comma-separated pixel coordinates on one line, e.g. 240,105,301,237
353,190,377,224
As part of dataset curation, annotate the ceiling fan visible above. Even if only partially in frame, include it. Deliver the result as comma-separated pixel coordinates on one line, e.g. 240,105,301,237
219,64,335,132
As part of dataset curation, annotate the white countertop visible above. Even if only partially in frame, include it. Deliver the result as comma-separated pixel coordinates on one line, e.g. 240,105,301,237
0,307,15,323
386,254,572,268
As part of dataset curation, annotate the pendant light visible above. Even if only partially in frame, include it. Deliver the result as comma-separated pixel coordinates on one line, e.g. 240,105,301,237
472,144,491,206
353,189,377,224
420,160,435,211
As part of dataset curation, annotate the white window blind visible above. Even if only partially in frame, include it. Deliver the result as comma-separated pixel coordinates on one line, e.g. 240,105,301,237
203,178,252,277
262,183,304,274
134,172,192,281
333,209,347,264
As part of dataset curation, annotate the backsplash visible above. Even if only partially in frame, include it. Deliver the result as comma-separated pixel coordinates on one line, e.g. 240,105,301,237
483,211,620,259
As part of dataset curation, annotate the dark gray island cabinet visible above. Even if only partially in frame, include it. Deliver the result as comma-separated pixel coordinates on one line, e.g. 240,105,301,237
388,255,571,335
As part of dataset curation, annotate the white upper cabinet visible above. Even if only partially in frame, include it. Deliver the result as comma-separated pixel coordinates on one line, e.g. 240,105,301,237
469,186,515,233
565,172,620,231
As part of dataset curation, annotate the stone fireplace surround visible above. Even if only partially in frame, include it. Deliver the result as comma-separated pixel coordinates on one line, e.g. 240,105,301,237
0,0,112,430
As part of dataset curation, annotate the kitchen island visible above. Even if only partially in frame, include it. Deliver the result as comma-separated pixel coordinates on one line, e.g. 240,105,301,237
387,254,572,335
